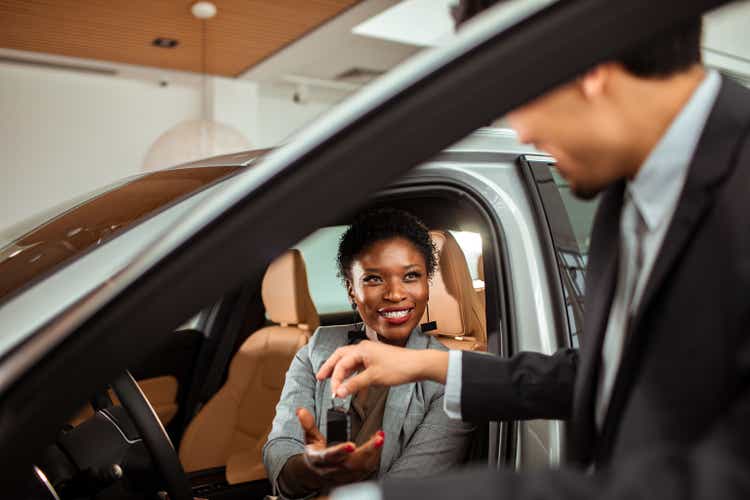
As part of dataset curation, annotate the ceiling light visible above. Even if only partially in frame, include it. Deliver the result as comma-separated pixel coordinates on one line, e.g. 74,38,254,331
191,1,217,20
152,38,179,49
143,1,250,171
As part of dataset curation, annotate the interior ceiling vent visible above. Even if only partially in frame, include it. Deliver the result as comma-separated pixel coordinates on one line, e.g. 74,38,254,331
334,67,384,85
0,55,117,76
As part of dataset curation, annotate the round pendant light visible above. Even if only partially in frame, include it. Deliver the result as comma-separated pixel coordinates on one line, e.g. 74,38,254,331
143,1,250,171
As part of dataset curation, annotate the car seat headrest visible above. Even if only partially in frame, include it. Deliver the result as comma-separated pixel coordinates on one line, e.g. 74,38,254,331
421,231,487,347
261,249,320,332
477,254,485,282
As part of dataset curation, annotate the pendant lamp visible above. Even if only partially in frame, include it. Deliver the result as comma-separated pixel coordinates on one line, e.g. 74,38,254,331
143,1,250,171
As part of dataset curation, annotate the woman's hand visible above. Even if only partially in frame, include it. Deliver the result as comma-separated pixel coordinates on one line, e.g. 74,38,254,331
315,340,449,398
297,408,384,484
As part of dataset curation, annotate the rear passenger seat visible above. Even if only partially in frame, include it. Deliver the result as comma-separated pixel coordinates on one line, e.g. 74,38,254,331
179,249,319,484
421,231,487,351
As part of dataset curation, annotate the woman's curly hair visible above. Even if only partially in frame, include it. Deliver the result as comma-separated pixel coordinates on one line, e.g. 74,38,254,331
337,208,437,282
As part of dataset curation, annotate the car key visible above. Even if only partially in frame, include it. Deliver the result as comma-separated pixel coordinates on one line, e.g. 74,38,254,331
326,406,351,445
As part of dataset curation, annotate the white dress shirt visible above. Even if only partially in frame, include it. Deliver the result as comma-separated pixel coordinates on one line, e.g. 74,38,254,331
595,69,720,426
331,69,721,500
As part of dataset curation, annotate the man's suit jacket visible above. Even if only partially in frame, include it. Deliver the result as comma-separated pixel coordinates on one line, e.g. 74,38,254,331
384,76,750,499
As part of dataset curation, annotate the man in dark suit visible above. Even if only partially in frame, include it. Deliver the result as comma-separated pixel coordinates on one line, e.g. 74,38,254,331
314,1,750,499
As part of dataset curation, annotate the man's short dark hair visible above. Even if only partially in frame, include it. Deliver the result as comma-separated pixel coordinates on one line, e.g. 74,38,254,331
451,0,702,78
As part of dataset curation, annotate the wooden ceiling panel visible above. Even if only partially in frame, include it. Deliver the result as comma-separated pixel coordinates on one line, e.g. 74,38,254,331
0,0,359,76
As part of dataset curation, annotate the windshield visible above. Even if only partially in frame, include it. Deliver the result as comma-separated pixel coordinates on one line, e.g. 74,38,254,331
0,166,239,304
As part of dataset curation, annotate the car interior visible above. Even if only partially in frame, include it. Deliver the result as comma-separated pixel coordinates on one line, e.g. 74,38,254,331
35,187,510,500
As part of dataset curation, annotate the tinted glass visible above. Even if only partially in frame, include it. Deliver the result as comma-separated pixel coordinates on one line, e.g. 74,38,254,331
294,226,350,315
0,167,239,304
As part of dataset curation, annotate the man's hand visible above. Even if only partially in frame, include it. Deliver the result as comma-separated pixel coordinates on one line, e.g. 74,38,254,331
297,408,383,484
315,340,449,398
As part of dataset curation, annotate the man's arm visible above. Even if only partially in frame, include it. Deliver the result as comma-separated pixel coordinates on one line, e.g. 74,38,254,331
335,385,750,500
317,342,449,398
461,348,578,421
317,342,578,421
373,346,750,500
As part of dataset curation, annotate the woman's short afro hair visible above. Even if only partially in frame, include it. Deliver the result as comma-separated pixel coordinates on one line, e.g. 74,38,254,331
337,208,437,282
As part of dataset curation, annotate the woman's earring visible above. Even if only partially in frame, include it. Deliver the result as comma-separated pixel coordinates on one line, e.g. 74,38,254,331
347,302,366,343
420,302,437,333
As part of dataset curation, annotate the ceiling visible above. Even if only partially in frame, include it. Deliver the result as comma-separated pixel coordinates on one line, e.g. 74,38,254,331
241,0,419,85
1,0,748,91
0,0,359,77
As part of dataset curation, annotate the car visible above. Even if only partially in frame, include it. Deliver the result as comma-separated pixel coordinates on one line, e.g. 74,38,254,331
2,127,596,498
0,0,728,498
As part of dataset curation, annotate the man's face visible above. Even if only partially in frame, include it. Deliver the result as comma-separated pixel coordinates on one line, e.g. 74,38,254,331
506,72,631,199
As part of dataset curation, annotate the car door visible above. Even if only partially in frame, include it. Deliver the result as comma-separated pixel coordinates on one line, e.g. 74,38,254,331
0,0,729,490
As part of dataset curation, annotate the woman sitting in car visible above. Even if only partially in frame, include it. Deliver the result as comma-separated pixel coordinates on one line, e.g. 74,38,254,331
263,208,473,498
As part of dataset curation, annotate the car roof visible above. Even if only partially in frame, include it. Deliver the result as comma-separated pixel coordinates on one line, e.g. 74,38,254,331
177,128,538,169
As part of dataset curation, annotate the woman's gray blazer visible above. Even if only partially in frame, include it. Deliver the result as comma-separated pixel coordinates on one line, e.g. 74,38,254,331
262,324,474,495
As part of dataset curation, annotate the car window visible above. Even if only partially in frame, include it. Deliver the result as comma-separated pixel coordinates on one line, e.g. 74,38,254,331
528,159,599,347
295,227,485,316
450,230,484,283
294,226,350,315
0,166,240,305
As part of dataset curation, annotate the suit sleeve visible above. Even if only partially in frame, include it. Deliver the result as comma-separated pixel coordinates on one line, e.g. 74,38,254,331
461,348,578,421
381,338,750,500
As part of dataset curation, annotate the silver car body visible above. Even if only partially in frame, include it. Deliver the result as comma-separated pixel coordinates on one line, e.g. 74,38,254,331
0,127,565,470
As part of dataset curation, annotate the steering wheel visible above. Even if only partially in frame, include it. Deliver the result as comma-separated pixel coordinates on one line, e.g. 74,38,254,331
110,372,193,500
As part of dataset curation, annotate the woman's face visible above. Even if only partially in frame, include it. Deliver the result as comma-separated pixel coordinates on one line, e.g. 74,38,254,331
347,237,430,346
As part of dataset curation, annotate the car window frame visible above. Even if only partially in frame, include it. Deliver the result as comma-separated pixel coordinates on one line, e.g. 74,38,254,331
0,0,728,488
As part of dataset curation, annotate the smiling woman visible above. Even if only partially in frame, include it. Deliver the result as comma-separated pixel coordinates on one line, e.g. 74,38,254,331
262,208,473,499
337,208,436,346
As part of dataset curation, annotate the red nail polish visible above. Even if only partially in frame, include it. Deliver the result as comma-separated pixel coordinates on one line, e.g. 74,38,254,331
345,444,356,452
375,437,384,448
377,430,385,438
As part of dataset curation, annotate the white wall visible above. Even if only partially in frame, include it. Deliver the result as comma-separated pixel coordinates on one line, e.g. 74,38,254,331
255,83,345,147
0,62,200,231
0,62,343,233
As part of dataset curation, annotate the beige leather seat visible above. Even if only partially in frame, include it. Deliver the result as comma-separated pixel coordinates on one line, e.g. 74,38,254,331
421,231,487,351
179,249,319,484
476,253,486,309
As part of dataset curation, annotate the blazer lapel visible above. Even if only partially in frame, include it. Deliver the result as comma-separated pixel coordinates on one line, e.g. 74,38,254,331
597,76,750,462
379,327,427,471
568,182,623,464
632,78,748,337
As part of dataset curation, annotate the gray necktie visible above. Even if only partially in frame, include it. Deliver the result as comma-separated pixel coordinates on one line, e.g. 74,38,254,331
623,196,647,317
596,192,647,427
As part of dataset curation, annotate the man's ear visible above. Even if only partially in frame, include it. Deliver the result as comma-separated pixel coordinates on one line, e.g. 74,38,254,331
580,63,613,99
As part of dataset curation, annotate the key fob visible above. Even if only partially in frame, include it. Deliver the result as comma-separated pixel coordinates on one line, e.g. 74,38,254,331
326,407,351,445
